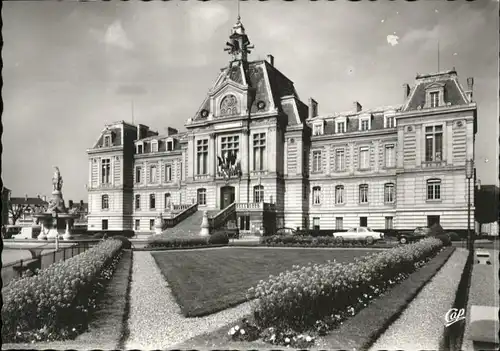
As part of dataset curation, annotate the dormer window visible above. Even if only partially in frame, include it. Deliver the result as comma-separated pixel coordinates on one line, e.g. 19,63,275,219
104,135,112,147
136,143,143,154
167,140,173,151
335,117,347,134
151,141,158,153
425,83,445,108
359,116,371,131
313,122,324,136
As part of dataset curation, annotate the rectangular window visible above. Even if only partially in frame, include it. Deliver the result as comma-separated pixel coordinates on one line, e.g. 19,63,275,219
150,219,155,230
313,124,323,136
197,188,207,205
385,216,393,229
385,144,395,168
312,186,321,205
384,183,395,203
101,159,111,184
135,219,140,230
253,133,266,171
102,219,108,230
150,165,157,183
240,215,250,231
197,139,209,175
135,194,140,210
335,217,343,230
336,121,346,134
335,185,344,204
359,184,369,203
335,149,345,171
430,92,439,108
254,186,264,203
425,126,443,162
137,144,143,154
221,135,240,160
312,150,322,172
427,180,441,200
167,141,173,151
135,167,142,183
101,195,109,210
360,119,369,131
359,147,369,169
164,193,171,208
151,142,158,152
165,165,172,182
359,216,368,227
313,217,320,230
180,162,183,181
386,116,395,128
149,194,156,209
104,135,111,147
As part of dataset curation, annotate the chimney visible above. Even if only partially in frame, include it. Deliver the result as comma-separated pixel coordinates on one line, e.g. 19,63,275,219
25,194,28,201
353,101,362,113
466,77,474,102
403,83,410,101
267,54,274,67
166,127,178,136
308,98,318,119
43,195,47,202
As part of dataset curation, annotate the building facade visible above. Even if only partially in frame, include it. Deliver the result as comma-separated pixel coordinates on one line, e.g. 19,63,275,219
87,17,477,235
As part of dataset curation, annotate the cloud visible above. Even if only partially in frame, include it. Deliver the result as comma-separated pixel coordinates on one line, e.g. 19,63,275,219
104,20,134,50
188,3,230,42
386,34,399,46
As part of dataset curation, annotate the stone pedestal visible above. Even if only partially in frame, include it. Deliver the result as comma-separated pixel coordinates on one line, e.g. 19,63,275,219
63,219,72,240
199,211,210,237
38,221,48,240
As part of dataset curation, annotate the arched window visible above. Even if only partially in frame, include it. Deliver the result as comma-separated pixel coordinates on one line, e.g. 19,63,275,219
312,186,321,205
359,184,369,203
220,94,239,116
254,185,264,203
384,183,395,203
197,188,207,205
164,193,171,208
135,194,141,210
101,194,109,210
427,179,441,200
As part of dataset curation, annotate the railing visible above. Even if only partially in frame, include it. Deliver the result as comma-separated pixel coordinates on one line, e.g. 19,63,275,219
209,202,236,231
163,203,198,229
422,160,447,168
1,242,94,287
172,204,193,211
235,202,276,211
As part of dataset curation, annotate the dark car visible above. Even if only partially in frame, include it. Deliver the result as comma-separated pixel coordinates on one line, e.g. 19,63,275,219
3,225,22,239
397,226,431,244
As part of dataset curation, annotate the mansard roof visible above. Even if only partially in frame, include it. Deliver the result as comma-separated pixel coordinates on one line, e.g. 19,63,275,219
403,69,469,112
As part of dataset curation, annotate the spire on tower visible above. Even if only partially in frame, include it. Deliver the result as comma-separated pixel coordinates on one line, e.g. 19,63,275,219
224,9,254,62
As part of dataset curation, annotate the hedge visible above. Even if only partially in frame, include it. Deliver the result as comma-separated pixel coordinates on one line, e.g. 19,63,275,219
2,239,124,343
248,237,444,332
260,235,382,247
145,232,229,249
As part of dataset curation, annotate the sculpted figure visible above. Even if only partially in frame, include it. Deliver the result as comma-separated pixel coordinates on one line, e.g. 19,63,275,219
52,167,63,192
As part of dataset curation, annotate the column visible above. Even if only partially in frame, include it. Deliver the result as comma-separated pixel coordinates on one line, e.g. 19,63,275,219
325,146,331,175
296,138,303,175
397,127,404,168
349,142,355,173
446,122,453,164
111,157,115,186
373,141,379,172
268,127,277,173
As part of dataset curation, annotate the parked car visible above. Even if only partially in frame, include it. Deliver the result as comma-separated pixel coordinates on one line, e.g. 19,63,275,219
334,227,384,244
397,226,430,244
274,227,297,236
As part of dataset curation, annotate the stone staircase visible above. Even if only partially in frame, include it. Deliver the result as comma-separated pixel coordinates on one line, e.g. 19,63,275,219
161,209,216,237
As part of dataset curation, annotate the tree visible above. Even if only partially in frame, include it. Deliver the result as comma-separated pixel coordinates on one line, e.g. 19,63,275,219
8,202,27,225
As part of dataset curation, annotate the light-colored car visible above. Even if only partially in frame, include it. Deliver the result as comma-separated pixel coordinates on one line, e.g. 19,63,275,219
334,227,384,244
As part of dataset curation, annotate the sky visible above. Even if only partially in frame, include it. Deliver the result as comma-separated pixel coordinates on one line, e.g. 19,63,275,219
2,0,499,201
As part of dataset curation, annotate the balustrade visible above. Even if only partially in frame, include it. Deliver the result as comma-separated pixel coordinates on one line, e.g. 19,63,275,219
162,203,198,229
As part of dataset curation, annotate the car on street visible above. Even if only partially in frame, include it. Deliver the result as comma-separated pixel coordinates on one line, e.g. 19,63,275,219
397,226,431,244
334,227,384,244
3,225,22,239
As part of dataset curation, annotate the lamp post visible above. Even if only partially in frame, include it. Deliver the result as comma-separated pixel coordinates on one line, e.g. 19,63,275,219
465,159,474,251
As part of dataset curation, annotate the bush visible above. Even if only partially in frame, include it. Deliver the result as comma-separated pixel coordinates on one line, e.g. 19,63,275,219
248,238,444,332
112,235,132,249
260,235,374,247
447,232,461,242
93,232,104,239
208,232,230,245
429,223,445,236
2,239,123,343
436,233,451,246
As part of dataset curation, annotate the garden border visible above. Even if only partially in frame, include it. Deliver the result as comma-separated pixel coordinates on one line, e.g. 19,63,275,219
134,244,227,251
174,246,456,350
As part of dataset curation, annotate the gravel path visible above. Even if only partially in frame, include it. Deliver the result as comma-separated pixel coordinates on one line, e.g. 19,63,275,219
125,251,253,350
369,248,469,350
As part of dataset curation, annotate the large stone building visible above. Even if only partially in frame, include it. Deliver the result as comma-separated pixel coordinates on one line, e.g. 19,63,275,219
87,17,477,236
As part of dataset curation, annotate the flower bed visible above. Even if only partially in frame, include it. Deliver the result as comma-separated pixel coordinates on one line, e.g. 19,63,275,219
145,232,229,249
2,239,124,343
260,235,390,247
240,237,444,347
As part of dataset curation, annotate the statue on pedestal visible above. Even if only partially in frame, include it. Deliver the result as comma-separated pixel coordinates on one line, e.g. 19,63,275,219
52,167,63,192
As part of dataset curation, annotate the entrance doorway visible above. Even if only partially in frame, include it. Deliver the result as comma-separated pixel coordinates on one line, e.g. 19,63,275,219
359,216,368,227
220,186,235,209
427,215,440,227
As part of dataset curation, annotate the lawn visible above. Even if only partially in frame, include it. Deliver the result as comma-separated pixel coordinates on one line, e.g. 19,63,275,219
151,247,377,317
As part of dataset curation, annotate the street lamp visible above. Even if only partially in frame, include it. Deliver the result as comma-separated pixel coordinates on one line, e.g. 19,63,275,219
465,159,474,251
